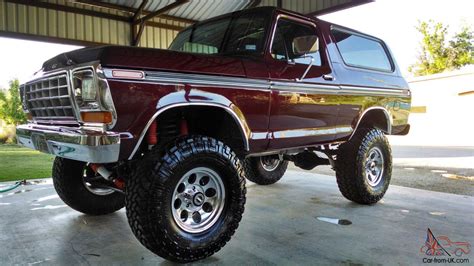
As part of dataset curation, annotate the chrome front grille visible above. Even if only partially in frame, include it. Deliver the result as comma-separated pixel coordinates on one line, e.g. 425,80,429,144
23,74,76,121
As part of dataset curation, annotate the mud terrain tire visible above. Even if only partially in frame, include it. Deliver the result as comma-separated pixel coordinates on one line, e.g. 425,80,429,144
335,128,392,204
125,136,246,262
52,157,125,215
244,156,288,185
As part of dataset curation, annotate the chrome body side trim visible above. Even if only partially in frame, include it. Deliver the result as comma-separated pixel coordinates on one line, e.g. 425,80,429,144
271,81,339,94
245,141,345,158
128,102,251,160
340,85,408,97
250,132,269,140
348,107,393,140
104,68,410,98
16,124,121,163
103,68,269,90
105,68,407,158
272,126,353,139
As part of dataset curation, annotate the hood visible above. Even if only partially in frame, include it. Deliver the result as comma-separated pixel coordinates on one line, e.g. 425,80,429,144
42,45,246,77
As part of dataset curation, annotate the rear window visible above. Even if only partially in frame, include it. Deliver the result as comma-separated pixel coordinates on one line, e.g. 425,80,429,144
169,18,231,54
332,29,392,72
223,12,267,55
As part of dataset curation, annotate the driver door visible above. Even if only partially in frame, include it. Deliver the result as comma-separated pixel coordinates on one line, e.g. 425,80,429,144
266,17,340,149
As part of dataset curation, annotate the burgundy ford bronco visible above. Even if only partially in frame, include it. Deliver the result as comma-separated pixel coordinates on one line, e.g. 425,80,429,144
16,7,411,262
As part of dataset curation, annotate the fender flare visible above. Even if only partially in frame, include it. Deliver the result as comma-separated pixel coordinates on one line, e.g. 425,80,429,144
348,107,392,140
128,92,251,160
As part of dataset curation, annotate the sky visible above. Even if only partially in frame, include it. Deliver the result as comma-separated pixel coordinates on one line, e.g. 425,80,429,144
0,0,473,89
0,39,81,89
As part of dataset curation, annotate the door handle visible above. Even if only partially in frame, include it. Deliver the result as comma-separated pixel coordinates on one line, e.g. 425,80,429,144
322,74,334,81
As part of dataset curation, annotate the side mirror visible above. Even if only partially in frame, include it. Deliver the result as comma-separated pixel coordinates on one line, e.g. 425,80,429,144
292,35,319,57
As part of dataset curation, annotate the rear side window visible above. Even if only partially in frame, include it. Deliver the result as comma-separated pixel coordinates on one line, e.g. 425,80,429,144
332,29,392,72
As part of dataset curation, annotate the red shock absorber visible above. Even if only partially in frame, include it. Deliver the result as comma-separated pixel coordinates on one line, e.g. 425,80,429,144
113,178,125,190
89,163,113,180
89,163,125,190
147,120,158,145
180,118,188,136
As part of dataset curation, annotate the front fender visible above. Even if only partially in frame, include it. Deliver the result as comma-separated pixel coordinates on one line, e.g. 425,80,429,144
128,89,252,159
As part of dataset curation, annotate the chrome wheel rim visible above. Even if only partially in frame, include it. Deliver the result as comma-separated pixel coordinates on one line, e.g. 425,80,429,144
171,167,225,234
260,156,281,172
83,169,114,196
365,147,384,187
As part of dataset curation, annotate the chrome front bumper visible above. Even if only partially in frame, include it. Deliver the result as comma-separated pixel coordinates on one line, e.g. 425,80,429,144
16,124,120,163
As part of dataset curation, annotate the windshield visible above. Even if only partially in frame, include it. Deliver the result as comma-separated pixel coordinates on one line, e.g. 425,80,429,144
169,12,268,55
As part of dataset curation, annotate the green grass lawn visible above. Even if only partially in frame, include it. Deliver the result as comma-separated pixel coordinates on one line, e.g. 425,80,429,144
0,144,54,182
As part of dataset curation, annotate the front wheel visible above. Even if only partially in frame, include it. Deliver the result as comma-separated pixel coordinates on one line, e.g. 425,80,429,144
125,136,246,263
52,157,125,215
334,128,392,204
244,155,288,185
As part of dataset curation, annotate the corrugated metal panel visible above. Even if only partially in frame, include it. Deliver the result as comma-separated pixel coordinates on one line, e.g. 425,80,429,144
0,0,189,48
139,23,179,49
0,0,133,46
102,0,252,21
138,15,187,48
259,0,353,15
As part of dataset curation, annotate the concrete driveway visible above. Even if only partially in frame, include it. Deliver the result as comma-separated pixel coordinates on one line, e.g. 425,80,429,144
0,171,473,265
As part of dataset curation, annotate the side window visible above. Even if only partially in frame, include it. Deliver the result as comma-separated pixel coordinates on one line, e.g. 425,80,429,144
271,30,287,60
271,19,322,66
332,29,392,71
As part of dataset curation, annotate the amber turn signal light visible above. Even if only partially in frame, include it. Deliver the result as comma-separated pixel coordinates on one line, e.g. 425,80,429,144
81,111,113,124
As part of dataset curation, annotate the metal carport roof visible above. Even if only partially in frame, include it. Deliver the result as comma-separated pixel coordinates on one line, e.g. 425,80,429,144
0,0,373,48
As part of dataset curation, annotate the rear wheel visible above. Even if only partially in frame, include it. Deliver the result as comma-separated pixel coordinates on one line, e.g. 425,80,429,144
52,157,125,215
244,155,288,185
335,128,392,204
125,136,246,262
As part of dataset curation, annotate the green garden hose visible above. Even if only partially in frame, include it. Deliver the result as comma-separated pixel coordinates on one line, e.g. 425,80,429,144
0,180,25,193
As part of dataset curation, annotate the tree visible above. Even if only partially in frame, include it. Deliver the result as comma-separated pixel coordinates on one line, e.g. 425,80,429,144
0,79,27,125
409,20,474,76
449,25,474,68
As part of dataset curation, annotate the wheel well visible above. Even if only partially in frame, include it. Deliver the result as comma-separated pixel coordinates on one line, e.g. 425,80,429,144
144,106,247,155
356,109,391,134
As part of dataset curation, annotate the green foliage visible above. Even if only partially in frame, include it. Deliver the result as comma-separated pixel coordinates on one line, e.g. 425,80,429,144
0,79,27,125
409,21,474,76
0,124,16,144
449,26,474,68
0,144,54,181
